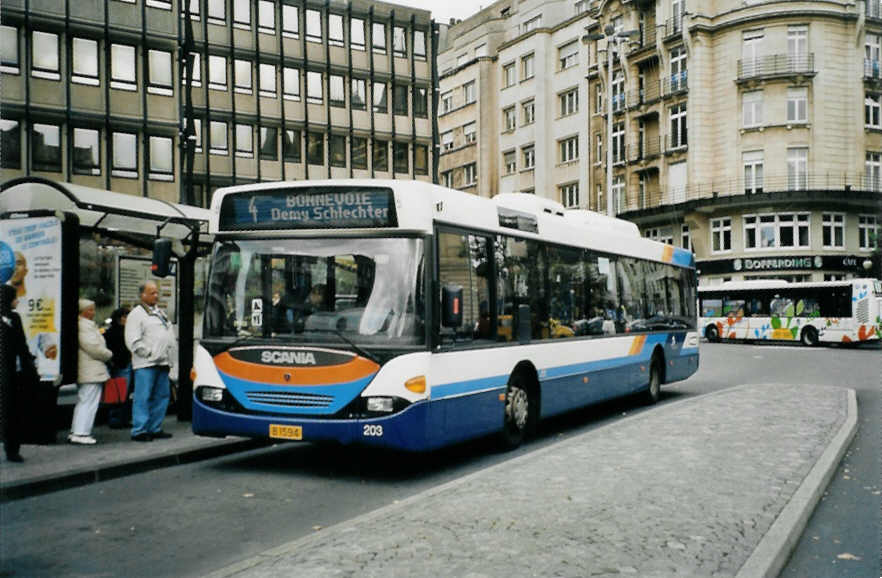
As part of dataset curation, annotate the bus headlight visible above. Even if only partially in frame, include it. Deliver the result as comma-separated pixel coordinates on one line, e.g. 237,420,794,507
366,397,394,413
200,387,224,402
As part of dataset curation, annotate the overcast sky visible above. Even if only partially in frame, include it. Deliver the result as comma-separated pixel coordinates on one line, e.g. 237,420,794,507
391,0,485,25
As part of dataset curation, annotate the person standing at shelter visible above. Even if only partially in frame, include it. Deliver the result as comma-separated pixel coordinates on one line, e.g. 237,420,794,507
70,299,112,445
0,284,35,462
125,281,177,442
104,307,131,429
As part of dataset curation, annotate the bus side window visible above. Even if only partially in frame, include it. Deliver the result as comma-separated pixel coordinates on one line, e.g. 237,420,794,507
438,231,491,341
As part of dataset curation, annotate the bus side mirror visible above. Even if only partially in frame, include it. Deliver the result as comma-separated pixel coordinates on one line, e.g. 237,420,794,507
517,304,531,344
152,238,173,277
441,285,463,328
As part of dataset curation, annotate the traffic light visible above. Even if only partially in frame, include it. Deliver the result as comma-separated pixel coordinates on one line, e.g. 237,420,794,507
152,238,173,277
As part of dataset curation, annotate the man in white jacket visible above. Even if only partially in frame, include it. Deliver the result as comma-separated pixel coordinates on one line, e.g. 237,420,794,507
125,281,177,442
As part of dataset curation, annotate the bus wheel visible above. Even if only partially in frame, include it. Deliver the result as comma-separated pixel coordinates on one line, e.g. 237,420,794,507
642,356,662,405
801,326,819,347
501,374,531,449
706,325,720,342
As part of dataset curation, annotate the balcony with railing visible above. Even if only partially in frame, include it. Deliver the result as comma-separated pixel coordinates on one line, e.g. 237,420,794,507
630,22,657,55
663,17,682,40
628,136,662,162
736,54,816,83
628,80,662,109
865,59,881,81
661,71,688,97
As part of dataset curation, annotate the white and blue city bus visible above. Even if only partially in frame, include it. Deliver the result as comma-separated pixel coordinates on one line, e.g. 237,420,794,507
192,181,699,451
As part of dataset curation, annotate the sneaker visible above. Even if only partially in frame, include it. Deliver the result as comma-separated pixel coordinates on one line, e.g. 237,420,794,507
69,434,97,445
151,431,173,439
131,433,152,442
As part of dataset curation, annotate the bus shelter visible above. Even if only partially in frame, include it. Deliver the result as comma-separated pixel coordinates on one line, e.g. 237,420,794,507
0,177,211,420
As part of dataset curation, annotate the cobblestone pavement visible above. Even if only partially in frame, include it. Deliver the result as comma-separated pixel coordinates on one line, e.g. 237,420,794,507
206,383,853,578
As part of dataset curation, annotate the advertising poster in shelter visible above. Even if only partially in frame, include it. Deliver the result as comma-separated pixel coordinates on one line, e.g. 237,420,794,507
0,216,63,383
116,255,177,323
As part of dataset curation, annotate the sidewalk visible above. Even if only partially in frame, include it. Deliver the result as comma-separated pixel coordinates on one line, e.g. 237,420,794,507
203,383,857,578
0,414,265,502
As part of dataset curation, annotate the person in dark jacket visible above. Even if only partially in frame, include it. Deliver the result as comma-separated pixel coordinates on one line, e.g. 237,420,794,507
1,283,36,462
104,307,132,429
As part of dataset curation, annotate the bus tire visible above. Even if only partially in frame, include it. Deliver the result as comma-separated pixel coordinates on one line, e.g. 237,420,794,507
642,355,663,405
800,326,819,347
705,325,720,342
500,372,534,450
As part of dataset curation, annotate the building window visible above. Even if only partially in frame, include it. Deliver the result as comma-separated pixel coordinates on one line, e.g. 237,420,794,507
612,176,625,213
744,213,810,249
111,131,138,177
742,91,763,128
441,131,453,152
559,41,578,70
72,38,99,85
867,93,881,128
147,50,173,95
30,123,62,172
413,86,428,118
259,63,276,97
258,0,275,33
670,103,687,148
867,151,882,191
612,122,624,163
787,147,807,190
822,213,845,248
440,91,453,114
351,137,367,169
393,142,408,173
522,145,535,169
373,140,388,172
741,30,763,77
350,78,366,109
560,182,579,207
595,133,602,164
522,15,540,33
560,135,578,163
414,30,426,59
1,25,19,74
743,150,764,193
787,25,808,69
32,31,59,81
282,5,299,37
208,0,225,23
307,132,323,165
595,84,603,114
503,150,516,175
503,63,515,88
503,107,516,132
670,45,687,91
463,122,476,144
148,136,174,181
372,22,386,53
329,74,345,107
1,119,20,169
329,135,346,168
327,13,344,46
283,129,301,162
235,124,253,158
681,224,692,251
441,170,453,188
645,227,673,245
307,70,322,103
859,215,879,250
283,67,300,100
259,126,277,160
72,128,100,175
306,9,322,42
186,117,202,153
110,44,136,90
351,17,365,49
521,53,534,80
209,120,228,155
372,81,387,112
183,52,201,86
463,81,476,104
393,84,408,115
523,100,535,125
611,72,624,112
234,59,252,93
233,0,250,27
787,87,807,123
560,88,578,117
208,55,227,90
463,162,477,185
393,26,407,57
711,217,732,253
414,144,428,175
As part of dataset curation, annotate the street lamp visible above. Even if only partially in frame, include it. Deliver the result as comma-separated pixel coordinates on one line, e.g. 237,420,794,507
585,25,639,217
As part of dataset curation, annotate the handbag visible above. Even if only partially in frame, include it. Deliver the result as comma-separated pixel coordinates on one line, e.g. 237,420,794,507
102,376,128,405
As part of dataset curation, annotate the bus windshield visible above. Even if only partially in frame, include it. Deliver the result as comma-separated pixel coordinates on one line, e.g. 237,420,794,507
204,237,425,347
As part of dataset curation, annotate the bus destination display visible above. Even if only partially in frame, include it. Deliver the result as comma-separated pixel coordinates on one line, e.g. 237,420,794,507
219,188,397,230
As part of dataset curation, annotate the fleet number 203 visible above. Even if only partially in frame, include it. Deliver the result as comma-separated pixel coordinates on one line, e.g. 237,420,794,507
363,425,383,437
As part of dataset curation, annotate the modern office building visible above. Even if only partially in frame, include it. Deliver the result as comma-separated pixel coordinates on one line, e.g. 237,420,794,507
0,0,437,207
438,0,881,282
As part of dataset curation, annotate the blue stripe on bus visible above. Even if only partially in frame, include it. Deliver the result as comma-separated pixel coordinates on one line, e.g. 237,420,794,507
672,248,695,267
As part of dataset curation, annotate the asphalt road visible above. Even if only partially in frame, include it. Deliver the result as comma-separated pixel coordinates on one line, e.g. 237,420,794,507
0,342,878,577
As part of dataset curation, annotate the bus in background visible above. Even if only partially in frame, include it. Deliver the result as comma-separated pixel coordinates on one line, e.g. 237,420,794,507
698,279,882,346
191,181,699,452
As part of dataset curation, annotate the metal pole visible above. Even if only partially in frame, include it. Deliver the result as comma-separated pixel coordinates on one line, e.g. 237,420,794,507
606,37,614,217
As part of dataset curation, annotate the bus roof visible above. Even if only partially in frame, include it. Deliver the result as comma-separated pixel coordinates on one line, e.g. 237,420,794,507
210,180,694,268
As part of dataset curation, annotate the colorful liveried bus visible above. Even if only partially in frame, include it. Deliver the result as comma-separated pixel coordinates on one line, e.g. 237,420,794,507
698,279,882,346
191,181,699,451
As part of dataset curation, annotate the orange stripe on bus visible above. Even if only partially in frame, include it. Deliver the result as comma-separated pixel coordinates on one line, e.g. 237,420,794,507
661,245,674,263
628,335,647,356
214,352,379,386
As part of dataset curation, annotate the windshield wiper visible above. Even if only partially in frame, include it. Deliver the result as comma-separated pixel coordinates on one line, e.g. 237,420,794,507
307,329,382,365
